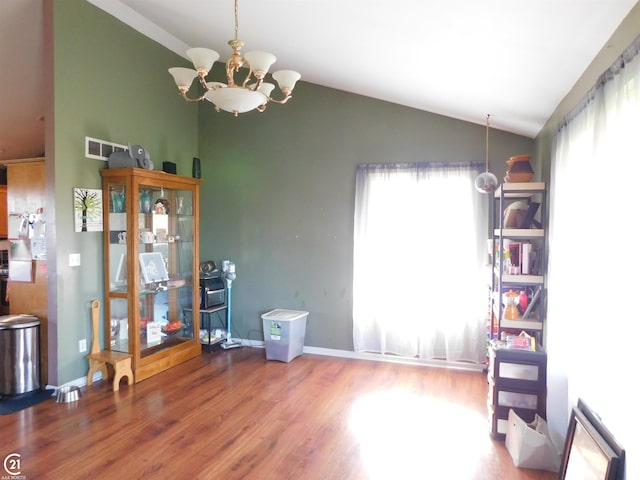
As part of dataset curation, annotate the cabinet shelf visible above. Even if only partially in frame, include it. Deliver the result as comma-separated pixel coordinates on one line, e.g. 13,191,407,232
184,305,228,349
494,270,544,285
111,282,193,295
494,182,545,198
493,228,544,238
500,318,543,331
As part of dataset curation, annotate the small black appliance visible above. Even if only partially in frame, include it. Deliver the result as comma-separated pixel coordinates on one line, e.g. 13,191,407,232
200,271,225,309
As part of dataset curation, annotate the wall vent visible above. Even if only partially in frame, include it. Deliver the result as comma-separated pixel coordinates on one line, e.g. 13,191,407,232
85,137,127,161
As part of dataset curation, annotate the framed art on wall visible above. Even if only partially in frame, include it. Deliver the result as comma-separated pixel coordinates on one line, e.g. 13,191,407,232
74,187,103,232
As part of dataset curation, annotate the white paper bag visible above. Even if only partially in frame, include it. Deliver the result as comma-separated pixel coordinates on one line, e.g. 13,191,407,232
505,409,561,472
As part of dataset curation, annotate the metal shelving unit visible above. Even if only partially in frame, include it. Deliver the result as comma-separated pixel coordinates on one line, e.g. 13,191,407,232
489,182,547,344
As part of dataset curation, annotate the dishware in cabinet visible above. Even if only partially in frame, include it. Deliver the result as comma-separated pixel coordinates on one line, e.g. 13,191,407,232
102,168,201,383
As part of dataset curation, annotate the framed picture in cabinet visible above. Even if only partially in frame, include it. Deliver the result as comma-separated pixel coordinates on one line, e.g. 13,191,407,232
139,252,169,284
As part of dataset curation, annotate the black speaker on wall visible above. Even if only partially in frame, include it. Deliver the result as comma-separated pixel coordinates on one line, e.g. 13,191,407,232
162,161,177,174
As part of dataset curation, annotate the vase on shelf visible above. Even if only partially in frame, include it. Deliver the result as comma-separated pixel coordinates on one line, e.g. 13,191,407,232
504,155,534,183
139,189,151,214
111,189,125,213
192,157,201,179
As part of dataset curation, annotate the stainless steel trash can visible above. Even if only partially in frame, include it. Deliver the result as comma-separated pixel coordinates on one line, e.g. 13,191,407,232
0,315,41,395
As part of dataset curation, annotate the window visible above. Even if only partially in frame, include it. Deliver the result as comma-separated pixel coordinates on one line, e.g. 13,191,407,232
353,162,487,363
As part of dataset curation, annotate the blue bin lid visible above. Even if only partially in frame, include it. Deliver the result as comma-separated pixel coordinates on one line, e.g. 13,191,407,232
0,314,40,330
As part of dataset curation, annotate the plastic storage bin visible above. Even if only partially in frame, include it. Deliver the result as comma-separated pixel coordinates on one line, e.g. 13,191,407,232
261,309,308,362
0,314,41,395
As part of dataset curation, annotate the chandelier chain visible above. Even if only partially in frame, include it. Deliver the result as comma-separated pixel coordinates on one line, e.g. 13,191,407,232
485,114,490,172
234,0,239,41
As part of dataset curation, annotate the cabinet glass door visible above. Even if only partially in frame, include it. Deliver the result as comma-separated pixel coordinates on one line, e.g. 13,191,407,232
107,182,130,353
138,185,194,357
108,183,128,292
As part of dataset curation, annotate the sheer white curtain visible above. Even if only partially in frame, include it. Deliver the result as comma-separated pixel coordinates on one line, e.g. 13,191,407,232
353,162,487,363
549,35,640,440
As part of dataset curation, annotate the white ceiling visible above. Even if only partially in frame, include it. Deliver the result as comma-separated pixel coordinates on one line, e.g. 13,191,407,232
1,0,638,161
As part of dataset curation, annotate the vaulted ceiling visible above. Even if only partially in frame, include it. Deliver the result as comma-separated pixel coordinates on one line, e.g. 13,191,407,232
1,0,638,161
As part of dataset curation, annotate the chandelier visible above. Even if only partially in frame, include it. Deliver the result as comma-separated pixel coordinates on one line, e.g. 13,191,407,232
474,114,499,193
168,0,301,117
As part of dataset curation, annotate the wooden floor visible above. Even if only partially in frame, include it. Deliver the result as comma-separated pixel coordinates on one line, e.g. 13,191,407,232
0,348,558,479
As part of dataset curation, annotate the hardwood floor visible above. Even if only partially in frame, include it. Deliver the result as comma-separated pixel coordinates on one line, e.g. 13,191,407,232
0,348,558,479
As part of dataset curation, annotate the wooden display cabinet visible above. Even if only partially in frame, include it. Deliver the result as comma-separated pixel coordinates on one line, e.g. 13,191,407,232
101,168,201,383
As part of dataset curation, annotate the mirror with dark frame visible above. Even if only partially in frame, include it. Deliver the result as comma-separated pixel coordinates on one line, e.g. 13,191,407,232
559,398,625,480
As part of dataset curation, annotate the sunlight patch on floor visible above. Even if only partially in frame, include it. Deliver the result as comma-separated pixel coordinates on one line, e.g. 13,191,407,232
349,390,490,479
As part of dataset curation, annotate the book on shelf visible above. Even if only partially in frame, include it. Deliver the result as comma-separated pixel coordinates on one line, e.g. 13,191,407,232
521,243,532,275
501,241,536,276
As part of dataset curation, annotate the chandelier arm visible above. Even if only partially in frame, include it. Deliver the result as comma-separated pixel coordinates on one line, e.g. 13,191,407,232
179,91,207,102
197,73,212,91
240,67,252,88
226,59,241,87
267,92,293,105
244,74,263,90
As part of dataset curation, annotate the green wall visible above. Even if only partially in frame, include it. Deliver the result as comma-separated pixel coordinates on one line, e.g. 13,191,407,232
197,83,535,350
49,0,197,384
48,0,534,383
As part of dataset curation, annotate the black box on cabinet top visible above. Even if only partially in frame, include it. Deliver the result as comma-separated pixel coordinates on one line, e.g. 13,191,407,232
162,161,177,174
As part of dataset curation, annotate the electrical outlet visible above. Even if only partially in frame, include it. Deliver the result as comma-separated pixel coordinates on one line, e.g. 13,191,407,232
79,339,87,353
69,253,81,267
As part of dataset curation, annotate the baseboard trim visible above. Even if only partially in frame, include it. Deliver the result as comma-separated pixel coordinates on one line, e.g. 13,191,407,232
300,346,485,372
60,342,484,388
49,372,102,391
236,339,484,372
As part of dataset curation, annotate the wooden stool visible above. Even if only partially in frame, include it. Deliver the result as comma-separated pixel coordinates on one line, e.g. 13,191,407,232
86,299,134,392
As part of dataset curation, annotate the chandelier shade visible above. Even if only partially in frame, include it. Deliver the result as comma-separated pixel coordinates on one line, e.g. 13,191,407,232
168,0,300,116
204,87,269,114
243,51,276,76
168,67,199,92
272,70,302,92
186,48,219,72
